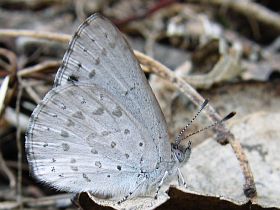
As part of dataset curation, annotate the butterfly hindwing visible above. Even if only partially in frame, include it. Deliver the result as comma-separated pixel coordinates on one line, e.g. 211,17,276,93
26,83,160,197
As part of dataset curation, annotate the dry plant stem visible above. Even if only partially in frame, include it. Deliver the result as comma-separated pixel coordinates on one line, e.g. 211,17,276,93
0,76,10,115
21,80,41,104
1,29,256,198
0,201,19,209
18,60,61,77
135,51,256,198
4,107,29,130
0,48,17,75
0,29,70,44
18,60,61,103
15,79,23,209
0,194,72,209
74,0,86,22
0,48,17,117
6,160,29,171
0,0,68,8
0,151,16,189
191,0,280,31
22,193,72,207
228,134,257,198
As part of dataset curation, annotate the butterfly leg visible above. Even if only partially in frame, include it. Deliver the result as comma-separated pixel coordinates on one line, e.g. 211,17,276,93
154,171,168,199
117,178,146,205
177,168,187,188
117,192,133,205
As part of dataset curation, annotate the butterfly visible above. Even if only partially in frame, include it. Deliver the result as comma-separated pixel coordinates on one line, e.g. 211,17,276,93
25,13,206,209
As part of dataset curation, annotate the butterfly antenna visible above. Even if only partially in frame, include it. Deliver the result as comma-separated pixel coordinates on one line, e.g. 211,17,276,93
180,111,236,142
175,99,209,146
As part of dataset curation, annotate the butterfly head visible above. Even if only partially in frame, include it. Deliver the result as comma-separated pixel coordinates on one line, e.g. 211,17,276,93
171,141,191,164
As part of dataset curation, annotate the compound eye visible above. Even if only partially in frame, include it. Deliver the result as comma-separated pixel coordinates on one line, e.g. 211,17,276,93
175,150,185,162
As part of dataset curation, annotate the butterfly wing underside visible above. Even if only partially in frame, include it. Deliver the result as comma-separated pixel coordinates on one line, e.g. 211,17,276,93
26,14,171,198
26,83,162,197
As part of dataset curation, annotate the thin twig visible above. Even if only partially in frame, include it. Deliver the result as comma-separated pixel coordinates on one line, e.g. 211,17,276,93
22,193,73,208
74,0,86,22
0,150,16,190
24,84,42,104
15,77,23,209
0,0,68,9
0,48,17,74
6,160,29,171
18,60,60,103
4,107,30,131
0,201,19,210
18,60,61,77
0,76,10,115
0,29,70,43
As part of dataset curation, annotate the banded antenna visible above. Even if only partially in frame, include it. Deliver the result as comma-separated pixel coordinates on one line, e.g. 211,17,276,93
175,99,209,145
175,99,236,146
179,112,236,143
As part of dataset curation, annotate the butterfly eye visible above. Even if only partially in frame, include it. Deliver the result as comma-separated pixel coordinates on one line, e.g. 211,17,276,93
175,150,185,162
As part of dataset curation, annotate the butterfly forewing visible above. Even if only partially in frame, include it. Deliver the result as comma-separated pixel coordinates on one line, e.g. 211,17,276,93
54,14,171,163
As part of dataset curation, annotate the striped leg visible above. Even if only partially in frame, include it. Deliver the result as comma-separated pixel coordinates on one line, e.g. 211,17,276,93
154,171,168,199
177,168,187,188
117,178,146,204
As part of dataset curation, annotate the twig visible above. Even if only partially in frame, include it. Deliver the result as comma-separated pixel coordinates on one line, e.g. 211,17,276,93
0,0,68,9
0,201,19,210
0,48,18,119
74,0,86,22
23,84,42,104
0,48,17,76
15,78,23,209
190,0,280,31
0,29,70,43
4,107,29,131
0,48,17,71
6,160,29,171
18,60,61,77
0,193,72,210
0,150,16,190
0,76,10,115
18,60,61,103
228,135,257,198
22,193,72,208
